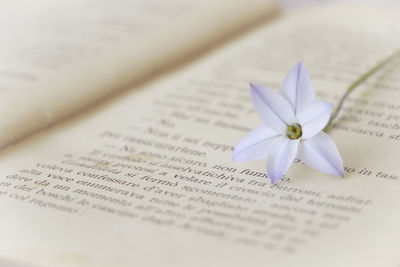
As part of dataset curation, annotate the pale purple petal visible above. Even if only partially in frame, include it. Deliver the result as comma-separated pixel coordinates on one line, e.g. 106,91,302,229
279,62,316,114
232,125,280,162
266,136,299,184
250,83,296,133
297,101,333,139
298,132,344,177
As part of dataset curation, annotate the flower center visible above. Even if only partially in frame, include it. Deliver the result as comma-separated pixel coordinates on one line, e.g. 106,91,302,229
287,123,302,140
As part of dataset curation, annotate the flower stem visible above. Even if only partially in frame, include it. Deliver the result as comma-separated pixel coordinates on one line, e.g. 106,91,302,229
324,48,400,131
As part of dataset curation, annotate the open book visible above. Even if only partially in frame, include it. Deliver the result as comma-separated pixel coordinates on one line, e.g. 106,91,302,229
1,0,400,266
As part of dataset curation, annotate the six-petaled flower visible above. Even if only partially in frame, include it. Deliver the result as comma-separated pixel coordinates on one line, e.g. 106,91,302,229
232,62,344,184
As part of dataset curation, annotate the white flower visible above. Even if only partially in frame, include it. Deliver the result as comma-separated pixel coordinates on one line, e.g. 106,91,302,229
232,62,344,184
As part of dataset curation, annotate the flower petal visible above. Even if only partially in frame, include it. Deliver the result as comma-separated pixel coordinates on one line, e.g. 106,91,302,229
266,136,299,184
298,132,344,177
232,125,280,162
279,62,316,114
250,83,296,133
297,101,333,139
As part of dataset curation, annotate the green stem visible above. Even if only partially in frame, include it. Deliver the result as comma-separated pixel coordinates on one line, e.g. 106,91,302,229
324,48,400,131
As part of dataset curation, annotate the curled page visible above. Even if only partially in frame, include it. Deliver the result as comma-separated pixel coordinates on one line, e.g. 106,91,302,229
0,0,276,148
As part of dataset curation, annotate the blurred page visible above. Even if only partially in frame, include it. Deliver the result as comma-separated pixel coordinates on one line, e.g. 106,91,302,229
1,2,400,267
0,0,276,149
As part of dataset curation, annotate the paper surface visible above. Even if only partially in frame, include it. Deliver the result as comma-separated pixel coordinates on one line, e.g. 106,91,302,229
0,0,276,149
0,3,400,267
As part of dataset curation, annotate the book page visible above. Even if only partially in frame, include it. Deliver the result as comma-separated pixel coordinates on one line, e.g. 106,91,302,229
1,3,400,267
0,0,276,149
